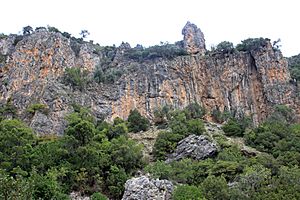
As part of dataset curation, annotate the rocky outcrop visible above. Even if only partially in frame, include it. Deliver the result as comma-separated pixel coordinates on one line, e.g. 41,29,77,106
122,175,173,200
182,21,206,55
166,134,217,162
0,22,298,134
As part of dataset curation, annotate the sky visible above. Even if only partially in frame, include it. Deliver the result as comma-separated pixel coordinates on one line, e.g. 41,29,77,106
1,0,299,56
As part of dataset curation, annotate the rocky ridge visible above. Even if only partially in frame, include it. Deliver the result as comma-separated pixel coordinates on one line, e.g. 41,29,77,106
0,23,298,134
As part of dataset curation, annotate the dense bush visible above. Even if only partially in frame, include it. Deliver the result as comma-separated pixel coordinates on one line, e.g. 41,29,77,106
236,38,269,52
63,67,89,91
127,109,150,132
153,131,183,160
215,41,235,54
94,66,122,84
0,99,17,121
288,53,300,81
184,102,206,119
26,103,49,115
173,185,203,200
124,43,187,61
222,118,244,137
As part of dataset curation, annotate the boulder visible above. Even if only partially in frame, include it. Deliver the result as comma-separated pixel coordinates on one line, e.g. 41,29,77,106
122,175,173,200
166,134,217,162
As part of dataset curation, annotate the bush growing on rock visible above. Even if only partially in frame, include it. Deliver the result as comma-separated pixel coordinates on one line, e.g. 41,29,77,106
236,38,269,52
215,41,235,54
26,103,49,115
63,67,89,91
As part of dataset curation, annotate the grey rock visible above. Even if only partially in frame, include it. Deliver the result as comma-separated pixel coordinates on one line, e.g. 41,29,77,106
166,134,218,162
182,21,206,55
122,175,173,200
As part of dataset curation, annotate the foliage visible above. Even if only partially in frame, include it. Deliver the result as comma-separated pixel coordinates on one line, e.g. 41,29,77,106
153,105,171,128
93,66,122,84
124,42,188,62
288,53,300,81
215,41,235,54
184,102,206,120
107,123,128,140
106,165,128,199
63,67,90,91
201,175,229,200
0,119,37,173
26,103,48,115
109,136,144,173
127,109,150,132
236,37,269,52
47,26,61,33
222,118,244,137
0,99,17,121
22,26,33,35
80,30,90,39
173,185,203,200
187,119,205,135
153,131,183,160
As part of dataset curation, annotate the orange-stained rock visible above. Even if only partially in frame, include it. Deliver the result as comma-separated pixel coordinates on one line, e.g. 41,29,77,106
0,28,298,134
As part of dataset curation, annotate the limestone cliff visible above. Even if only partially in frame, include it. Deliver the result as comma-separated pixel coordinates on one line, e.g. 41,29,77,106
0,24,298,134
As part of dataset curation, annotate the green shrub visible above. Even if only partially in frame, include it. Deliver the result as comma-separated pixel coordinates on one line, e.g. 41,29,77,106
215,41,234,54
107,123,128,140
124,43,187,62
153,105,171,128
184,102,206,119
26,103,48,115
0,120,37,173
173,185,203,200
94,67,122,84
236,38,269,52
153,131,183,160
0,99,17,121
63,67,89,91
201,175,229,200
127,109,150,133
222,118,244,137
187,119,205,135
106,165,128,199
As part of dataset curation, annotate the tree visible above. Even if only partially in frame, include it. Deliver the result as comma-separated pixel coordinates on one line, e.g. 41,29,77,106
23,26,33,35
0,119,37,173
109,136,144,173
216,41,234,54
106,165,128,199
201,175,229,200
127,109,150,132
80,30,90,39
222,118,244,137
65,120,96,146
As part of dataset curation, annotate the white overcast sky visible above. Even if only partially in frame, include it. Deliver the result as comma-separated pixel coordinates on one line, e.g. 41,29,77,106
1,0,299,56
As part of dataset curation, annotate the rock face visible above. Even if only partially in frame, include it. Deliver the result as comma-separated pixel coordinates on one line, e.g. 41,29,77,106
122,175,173,200
182,21,206,55
0,23,298,134
166,134,218,162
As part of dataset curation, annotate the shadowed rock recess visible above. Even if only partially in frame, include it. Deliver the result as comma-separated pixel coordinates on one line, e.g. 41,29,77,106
0,23,298,134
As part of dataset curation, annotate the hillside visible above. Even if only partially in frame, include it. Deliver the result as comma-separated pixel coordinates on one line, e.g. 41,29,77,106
0,23,300,200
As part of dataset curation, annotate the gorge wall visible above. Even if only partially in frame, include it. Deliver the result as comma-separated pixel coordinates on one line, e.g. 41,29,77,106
0,23,298,134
